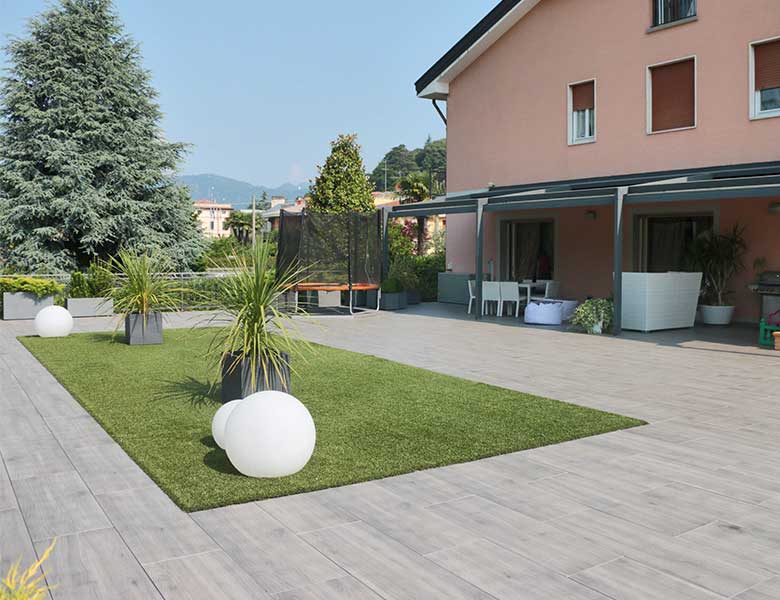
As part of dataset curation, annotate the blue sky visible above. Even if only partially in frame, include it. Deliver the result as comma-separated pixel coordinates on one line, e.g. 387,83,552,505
0,0,494,186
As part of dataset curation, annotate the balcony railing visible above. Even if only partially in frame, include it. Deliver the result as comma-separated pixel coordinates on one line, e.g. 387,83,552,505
652,0,696,27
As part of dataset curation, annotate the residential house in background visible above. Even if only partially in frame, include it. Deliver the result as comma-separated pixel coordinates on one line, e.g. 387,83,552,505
193,199,232,239
258,197,308,231
394,0,780,331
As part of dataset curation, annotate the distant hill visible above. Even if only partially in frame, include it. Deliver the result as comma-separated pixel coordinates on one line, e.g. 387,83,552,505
177,174,308,208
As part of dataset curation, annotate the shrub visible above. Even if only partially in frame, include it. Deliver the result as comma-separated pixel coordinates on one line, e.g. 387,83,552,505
0,277,64,298
1,539,55,599
412,252,445,301
381,278,402,294
68,263,114,298
388,255,419,291
570,298,614,334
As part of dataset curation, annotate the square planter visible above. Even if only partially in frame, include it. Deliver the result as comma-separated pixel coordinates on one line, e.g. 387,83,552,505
221,351,291,402
3,292,54,320
380,291,408,311
66,297,114,318
124,312,163,345
406,289,422,305
366,290,379,309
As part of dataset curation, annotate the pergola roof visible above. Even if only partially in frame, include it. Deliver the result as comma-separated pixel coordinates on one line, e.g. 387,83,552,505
389,161,780,218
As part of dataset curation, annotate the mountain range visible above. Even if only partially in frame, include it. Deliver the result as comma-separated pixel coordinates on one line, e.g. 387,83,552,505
177,174,309,208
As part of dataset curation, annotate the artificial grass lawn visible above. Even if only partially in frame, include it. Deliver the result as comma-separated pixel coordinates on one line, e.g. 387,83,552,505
21,329,644,512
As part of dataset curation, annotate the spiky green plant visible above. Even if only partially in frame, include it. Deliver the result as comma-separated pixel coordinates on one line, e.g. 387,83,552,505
1,539,56,600
107,250,186,320
208,240,310,392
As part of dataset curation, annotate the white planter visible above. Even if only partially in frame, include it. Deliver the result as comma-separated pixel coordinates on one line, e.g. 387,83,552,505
699,305,735,326
621,272,702,332
590,320,603,335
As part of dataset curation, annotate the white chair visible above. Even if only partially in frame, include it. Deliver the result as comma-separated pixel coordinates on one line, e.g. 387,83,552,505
467,280,476,314
482,282,501,316
531,280,560,301
499,282,521,318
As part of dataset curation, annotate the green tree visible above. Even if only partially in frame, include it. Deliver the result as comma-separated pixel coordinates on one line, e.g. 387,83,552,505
225,211,261,244
415,137,447,195
0,0,204,272
369,144,420,192
308,133,374,214
398,172,430,204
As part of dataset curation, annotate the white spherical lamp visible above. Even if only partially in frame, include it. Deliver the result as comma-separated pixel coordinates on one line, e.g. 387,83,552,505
211,399,242,449
224,391,316,478
34,306,73,338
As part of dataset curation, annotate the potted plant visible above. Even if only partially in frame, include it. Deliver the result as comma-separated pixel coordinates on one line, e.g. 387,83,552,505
379,277,407,310
108,250,184,345
687,226,747,326
66,263,115,317
209,239,310,402
570,298,614,334
0,277,64,320
390,256,421,305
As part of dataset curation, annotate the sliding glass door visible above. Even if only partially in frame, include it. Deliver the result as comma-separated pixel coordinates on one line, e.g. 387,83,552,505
499,220,555,281
635,214,713,272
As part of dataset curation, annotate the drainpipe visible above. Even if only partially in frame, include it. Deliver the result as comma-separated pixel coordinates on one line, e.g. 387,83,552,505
432,99,447,126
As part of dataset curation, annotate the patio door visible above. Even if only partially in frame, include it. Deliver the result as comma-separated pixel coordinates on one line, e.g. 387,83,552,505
635,214,713,272
499,220,554,281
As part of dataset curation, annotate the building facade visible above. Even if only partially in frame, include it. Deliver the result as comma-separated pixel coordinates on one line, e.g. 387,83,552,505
193,200,232,239
412,0,780,324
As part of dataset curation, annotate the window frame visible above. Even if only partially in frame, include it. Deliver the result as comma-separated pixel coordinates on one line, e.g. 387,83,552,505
567,78,597,146
646,55,698,135
652,0,697,29
749,35,780,121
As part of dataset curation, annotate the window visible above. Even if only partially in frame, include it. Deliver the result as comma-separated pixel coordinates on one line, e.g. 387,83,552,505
635,214,713,272
652,0,696,27
647,58,696,133
210,221,215,231
568,80,596,144
751,37,780,119
499,220,555,281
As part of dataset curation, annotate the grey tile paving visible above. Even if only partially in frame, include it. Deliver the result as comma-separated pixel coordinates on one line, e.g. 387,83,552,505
13,470,111,541
192,502,345,596
3,307,780,599
572,557,723,600
144,550,270,600
95,484,217,565
36,528,162,600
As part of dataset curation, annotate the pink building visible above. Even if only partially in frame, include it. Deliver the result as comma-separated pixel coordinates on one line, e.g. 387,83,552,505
393,0,780,332
193,200,232,239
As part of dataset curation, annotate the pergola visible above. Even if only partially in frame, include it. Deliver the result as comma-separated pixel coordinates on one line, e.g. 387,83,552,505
384,160,780,334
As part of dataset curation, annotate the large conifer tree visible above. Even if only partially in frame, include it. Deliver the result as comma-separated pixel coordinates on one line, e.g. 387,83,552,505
0,0,204,271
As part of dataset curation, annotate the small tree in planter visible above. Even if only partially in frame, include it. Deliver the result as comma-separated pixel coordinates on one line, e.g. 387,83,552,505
108,251,184,345
67,263,115,317
209,240,310,402
687,226,747,325
570,298,614,334
380,277,407,310
389,256,420,304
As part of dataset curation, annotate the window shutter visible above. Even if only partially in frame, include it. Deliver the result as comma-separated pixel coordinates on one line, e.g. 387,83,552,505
755,39,780,91
571,81,595,111
651,59,695,132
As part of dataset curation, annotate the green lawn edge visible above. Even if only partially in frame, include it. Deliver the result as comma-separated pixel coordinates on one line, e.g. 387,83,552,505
20,329,645,512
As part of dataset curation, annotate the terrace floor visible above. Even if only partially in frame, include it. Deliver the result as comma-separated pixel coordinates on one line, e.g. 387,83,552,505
2,308,780,599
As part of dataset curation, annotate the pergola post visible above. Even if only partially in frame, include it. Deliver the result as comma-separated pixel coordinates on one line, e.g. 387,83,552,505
381,207,390,280
613,187,627,336
475,198,487,320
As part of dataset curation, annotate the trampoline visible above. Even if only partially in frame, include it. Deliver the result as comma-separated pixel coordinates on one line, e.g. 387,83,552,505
277,209,382,314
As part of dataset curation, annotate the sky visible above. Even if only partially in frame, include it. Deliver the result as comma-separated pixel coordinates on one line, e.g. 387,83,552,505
0,0,495,187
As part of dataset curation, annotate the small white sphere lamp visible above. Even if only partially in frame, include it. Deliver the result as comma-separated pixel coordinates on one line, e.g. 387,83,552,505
211,399,242,449
224,391,316,478
34,306,73,338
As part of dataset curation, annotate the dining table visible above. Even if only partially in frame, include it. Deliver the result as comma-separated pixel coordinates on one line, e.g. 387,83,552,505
518,281,548,304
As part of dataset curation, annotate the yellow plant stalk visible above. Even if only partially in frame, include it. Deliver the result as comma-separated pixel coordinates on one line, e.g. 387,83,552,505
1,539,55,600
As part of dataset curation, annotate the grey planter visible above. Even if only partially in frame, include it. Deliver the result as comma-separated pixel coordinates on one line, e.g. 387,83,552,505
66,297,113,318
124,312,163,345
221,351,291,403
3,292,54,320
380,291,408,311
406,289,422,305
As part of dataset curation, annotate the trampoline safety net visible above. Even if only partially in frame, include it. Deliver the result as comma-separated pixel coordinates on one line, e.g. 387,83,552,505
277,210,382,287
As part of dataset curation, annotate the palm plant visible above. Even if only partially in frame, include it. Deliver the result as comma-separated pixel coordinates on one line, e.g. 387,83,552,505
687,225,747,306
209,239,310,396
108,250,184,318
